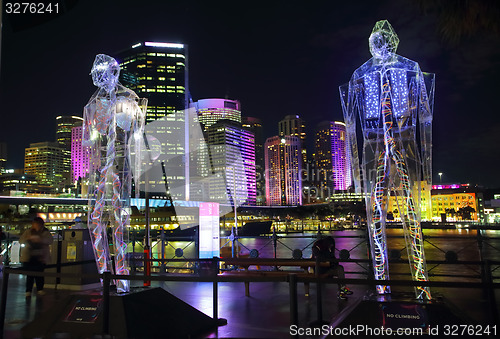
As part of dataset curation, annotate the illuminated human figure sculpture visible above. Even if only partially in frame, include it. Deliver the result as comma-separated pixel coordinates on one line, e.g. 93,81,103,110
83,54,146,293
340,21,434,299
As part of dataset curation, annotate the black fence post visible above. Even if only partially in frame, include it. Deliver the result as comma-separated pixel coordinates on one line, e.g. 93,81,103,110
56,229,62,287
0,268,10,335
160,228,166,274
212,257,219,320
315,258,323,324
484,260,499,325
289,273,298,329
102,272,111,335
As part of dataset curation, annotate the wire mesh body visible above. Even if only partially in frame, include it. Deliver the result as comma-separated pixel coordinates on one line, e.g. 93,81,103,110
83,54,146,293
340,21,434,300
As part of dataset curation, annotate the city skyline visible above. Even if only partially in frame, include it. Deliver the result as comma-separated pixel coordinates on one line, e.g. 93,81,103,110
1,1,500,187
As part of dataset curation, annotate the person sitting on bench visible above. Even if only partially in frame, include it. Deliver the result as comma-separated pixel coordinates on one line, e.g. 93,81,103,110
311,236,353,299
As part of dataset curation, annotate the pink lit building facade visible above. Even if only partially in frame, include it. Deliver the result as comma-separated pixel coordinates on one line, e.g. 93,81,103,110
264,135,302,206
71,126,90,183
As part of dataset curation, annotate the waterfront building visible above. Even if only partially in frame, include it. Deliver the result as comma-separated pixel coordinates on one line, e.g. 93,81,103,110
430,184,484,222
117,41,189,200
0,173,40,195
314,121,351,195
24,142,65,192
387,181,432,221
264,135,302,206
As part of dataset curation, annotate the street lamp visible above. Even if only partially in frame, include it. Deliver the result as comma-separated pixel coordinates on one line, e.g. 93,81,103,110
438,172,443,183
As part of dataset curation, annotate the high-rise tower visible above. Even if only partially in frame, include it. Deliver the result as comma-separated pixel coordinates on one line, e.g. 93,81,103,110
264,135,302,206
314,121,351,194
206,120,256,206
56,116,83,185
117,42,189,200
278,115,307,166
242,117,265,205
194,98,241,131
24,142,65,192
71,126,90,183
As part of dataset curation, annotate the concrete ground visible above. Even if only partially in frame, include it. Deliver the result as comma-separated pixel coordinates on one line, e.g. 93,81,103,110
1,272,498,338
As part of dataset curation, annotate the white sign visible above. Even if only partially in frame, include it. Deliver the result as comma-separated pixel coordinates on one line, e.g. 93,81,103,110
199,202,220,258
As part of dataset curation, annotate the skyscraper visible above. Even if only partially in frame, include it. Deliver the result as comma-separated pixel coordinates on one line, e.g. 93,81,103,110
24,142,65,192
194,98,241,131
56,116,83,186
278,115,307,166
117,42,189,200
206,120,256,206
314,121,351,194
190,98,243,191
242,117,265,205
71,126,90,183
264,135,302,206
0,142,7,173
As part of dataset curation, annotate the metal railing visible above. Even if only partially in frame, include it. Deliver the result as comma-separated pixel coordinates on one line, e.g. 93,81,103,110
1,256,499,338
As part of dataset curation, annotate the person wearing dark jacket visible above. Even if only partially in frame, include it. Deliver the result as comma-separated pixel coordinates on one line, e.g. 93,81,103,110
20,217,53,297
311,236,353,299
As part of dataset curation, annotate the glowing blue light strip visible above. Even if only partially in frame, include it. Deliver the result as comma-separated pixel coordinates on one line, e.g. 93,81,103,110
390,69,409,118
364,72,380,119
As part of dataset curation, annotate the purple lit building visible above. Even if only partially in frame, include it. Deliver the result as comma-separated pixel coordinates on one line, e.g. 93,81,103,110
71,126,90,183
206,120,256,206
314,121,351,193
264,135,302,206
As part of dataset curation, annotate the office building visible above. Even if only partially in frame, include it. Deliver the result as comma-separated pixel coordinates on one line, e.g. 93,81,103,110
0,173,40,195
56,116,83,186
24,142,65,192
278,115,307,166
71,126,90,183
264,135,302,206
117,41,189,200
242,117,265,205
314,121,351,194
194,98,241,131
189,98,243,199
205,120,256,206
0,142,6,173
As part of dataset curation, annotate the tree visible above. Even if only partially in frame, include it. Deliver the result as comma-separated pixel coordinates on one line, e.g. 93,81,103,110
457,206,476,221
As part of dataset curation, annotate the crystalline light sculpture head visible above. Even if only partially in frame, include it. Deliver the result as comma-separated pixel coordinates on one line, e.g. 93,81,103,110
90,54,120,92
369,20,399,62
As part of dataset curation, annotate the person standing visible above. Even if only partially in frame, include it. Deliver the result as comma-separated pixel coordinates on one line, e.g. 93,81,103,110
20,217,53,297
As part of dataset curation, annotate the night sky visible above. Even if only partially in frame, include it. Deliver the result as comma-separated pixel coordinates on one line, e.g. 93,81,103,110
1,0,500,187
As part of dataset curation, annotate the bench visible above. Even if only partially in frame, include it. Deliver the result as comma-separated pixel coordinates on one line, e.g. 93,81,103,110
219,258,333,297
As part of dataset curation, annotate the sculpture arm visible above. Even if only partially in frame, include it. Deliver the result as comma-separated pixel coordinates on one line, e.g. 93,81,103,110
418,71,434,185
131,98,147,198
340,80,361,193
82,102,96,148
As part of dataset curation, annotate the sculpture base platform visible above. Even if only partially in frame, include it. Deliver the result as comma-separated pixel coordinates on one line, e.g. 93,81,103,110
21,287,225,338
323,291,471,338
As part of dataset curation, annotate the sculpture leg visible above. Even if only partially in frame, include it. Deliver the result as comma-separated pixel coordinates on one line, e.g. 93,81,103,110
369,151,391,294
111,171,130,293
391,149,431,300
88,170,112,275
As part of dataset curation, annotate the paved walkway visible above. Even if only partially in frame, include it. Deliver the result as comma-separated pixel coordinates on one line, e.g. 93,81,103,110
1,272,498,338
